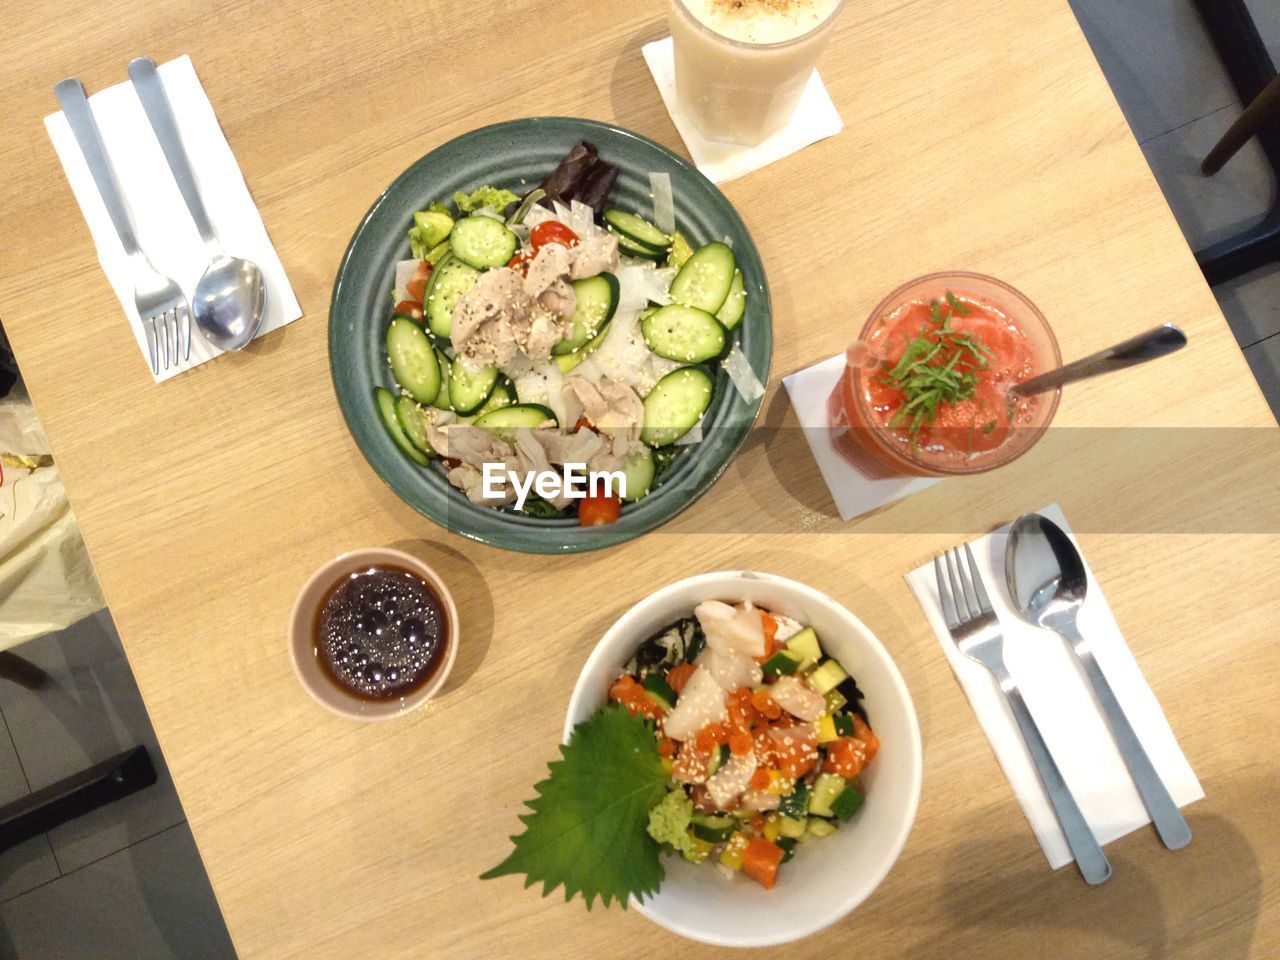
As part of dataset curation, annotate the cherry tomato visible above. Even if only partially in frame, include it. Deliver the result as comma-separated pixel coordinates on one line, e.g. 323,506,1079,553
404,260,432,301
573,417,595,433
507,251,535,275
394,300,423,322
530,221,579,251
578,492,621,526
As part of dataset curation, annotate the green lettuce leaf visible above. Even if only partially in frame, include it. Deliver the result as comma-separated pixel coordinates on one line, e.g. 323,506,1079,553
480,704,668,908
453,186,519,214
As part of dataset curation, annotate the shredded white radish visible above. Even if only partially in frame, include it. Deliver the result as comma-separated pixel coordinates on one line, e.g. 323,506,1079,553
675,419,703,446
723,342,765,402
721,234,734,248
649,172,675,235
552,200,574,227
568,199,597,238
471,206,505,221
509,222,531,243
523,203,557,227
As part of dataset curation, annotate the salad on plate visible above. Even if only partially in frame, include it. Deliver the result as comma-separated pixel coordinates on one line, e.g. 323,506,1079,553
482,599,879,903
374,141,762,525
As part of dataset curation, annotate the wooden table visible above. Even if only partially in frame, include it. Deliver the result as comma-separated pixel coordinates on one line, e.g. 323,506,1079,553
2,1,1279,957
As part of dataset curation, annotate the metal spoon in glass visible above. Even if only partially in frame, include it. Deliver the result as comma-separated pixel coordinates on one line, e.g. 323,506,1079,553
127,58,265,353
1005,513,1192,850
1009,323,1187,400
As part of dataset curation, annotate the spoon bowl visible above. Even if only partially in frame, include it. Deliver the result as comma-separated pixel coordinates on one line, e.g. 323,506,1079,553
193,254,265,352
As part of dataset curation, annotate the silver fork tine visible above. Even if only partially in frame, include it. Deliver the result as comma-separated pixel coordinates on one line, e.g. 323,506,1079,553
168,309,179,367
946,549,974,620
160,313,170,370
964,544,993,614
934,557,960,629
179,302,191,361
145,317,159,374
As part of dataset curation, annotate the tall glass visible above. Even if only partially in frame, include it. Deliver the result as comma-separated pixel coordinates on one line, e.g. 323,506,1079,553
668,0,848,145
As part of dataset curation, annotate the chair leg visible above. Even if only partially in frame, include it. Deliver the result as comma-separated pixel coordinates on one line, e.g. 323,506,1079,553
0,652,49,690
1203,75,1280,175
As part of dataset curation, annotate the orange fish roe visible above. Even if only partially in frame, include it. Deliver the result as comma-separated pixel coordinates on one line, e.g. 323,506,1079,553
657,737,676,758
729,729,754,756
695,729,717,753
750,768,773,791
748,812,767,833
608,674,664,720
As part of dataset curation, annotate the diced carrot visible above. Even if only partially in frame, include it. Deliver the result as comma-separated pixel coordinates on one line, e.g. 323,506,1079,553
666,662,696,694
750,768,772,791
742,838,784,890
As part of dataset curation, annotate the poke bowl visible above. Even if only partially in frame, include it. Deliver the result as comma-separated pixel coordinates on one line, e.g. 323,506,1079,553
564,571,923,947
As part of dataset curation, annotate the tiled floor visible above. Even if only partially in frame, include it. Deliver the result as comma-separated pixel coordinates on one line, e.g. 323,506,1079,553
1071,0,1280,421
0,613,235,960
1,3,1277,958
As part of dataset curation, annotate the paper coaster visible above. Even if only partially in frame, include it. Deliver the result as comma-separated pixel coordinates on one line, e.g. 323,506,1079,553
782,354,940,520
641,36,843,184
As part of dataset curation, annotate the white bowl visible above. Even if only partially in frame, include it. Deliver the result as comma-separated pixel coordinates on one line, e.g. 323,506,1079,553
564,570,922,948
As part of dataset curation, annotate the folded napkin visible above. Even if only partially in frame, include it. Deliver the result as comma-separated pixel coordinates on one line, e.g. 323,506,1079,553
904,504,1203,869
45,55,301,382
641,37,843,184
782,354,939,520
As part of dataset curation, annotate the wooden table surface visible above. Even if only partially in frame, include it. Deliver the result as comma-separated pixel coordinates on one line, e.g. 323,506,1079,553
2,0,1279,956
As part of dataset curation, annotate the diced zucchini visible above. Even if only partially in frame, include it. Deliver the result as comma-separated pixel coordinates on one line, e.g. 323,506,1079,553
809,772,847,818
762,814,782,842
720,832,748,870
824,687,848,714
777,836,798,863
642,673,676,710
778,782,810,820
784,628,822,671
691,813,736,843
778,817,807,840
830,786,865,822
834,713,856,737
806,817,838,838
816,714,838,744
761,648,802,679
808,659,849,696
706,742,729,776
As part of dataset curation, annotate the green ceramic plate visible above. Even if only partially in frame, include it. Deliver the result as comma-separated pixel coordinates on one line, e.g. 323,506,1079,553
329,118,772,553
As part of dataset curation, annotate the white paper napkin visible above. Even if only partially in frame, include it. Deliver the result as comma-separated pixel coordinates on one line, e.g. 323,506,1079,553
904,504,1203,869
641,37,843,184
782,354,940,520
44,55,301,382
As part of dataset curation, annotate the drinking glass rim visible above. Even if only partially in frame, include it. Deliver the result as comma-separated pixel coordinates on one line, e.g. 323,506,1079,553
670,0,851,52
848,271,1063,477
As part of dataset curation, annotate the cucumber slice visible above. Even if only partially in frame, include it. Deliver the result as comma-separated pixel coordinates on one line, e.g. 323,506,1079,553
809,773,847,818
425,255,480,338
374,387,430,466
833,713,856,737
784,628,822,671
778,781,810,820
611,228,667,262
691,813,736,843
412,209,454,248
473,378,515,418
640,366,715,447
473,403,557,441
554,319,611,373
386,316,441,404
761,649,802,678
669,241,736,314
394,395,434,455
778,817,808,840
552,273,620,356
448,214,519,269
430,349,453,410
805,817,838,838
808,659,850,695
641,303,727,364
619,446,655,502
448,360,499,415
603,209,671,250
706,743,730,777
716,269,746,331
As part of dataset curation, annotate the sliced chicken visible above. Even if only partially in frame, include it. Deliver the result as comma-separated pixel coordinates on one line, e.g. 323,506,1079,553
534,427,607,465
695,600,766,659
513,428,574,508
705,751,757,811
561,376,645,458
440,424,517,467
661,666,728,741
447,463,516,505
768,675,826,722
695,645,762,692
523,244,576,321
569,231,620,280
451,268,536,368
520,308,565,361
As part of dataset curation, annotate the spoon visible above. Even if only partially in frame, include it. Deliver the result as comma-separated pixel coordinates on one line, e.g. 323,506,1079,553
128,58,265,353
1010,323,1187,399
1005,513,1192,850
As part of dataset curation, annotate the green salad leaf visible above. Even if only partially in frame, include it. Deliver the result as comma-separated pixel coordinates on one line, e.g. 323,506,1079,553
453,185,520,214
481,704,668,908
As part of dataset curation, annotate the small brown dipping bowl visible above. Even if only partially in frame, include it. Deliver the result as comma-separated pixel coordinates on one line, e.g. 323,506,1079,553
289,548,459,720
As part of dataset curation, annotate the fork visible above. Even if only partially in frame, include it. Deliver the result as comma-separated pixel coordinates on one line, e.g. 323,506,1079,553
54,78,190,374
935,544,1112,885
